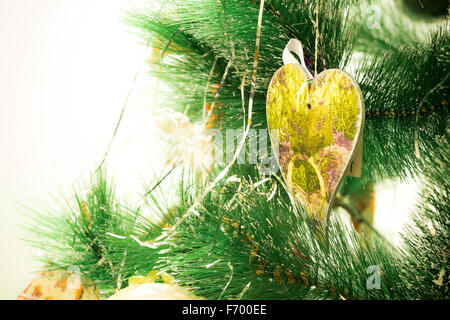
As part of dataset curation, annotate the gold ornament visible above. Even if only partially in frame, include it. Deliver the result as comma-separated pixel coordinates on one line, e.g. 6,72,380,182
17,270,101,300
108,270,203,300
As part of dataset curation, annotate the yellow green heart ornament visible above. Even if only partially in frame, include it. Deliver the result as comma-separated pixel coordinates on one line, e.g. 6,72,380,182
267,39,365,230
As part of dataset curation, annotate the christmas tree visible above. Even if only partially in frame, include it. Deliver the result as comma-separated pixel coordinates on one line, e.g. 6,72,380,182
23,0,448,300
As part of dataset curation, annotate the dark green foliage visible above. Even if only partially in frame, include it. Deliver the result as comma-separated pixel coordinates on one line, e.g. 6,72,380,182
402,0,449,18
23,170,163,296
23,161,448,299
356,24,449,183
399,138,450,299
153,172,405,300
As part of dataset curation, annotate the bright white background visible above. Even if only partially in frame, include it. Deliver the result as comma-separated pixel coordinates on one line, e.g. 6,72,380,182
0,0,418,299
0,0,160,299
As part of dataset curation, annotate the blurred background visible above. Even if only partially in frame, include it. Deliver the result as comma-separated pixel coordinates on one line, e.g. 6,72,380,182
0,0,446,299
0,0,158,299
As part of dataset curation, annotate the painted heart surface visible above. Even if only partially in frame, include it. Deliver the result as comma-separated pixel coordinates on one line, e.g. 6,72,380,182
267,64,364,226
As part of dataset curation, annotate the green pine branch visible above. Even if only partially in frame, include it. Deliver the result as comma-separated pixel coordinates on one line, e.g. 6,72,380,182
399,138,450,299
24,159,448,299
23,0,449,300
23,169,163,296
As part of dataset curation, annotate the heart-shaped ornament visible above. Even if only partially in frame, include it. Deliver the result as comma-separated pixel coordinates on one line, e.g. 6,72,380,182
266,39,365,229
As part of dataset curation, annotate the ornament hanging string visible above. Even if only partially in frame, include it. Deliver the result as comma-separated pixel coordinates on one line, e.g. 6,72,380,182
282,39,313,78
313,0,319,76
281,0,323,79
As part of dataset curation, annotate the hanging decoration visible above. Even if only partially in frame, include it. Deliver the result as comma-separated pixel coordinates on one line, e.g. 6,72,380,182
266,39,365,230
